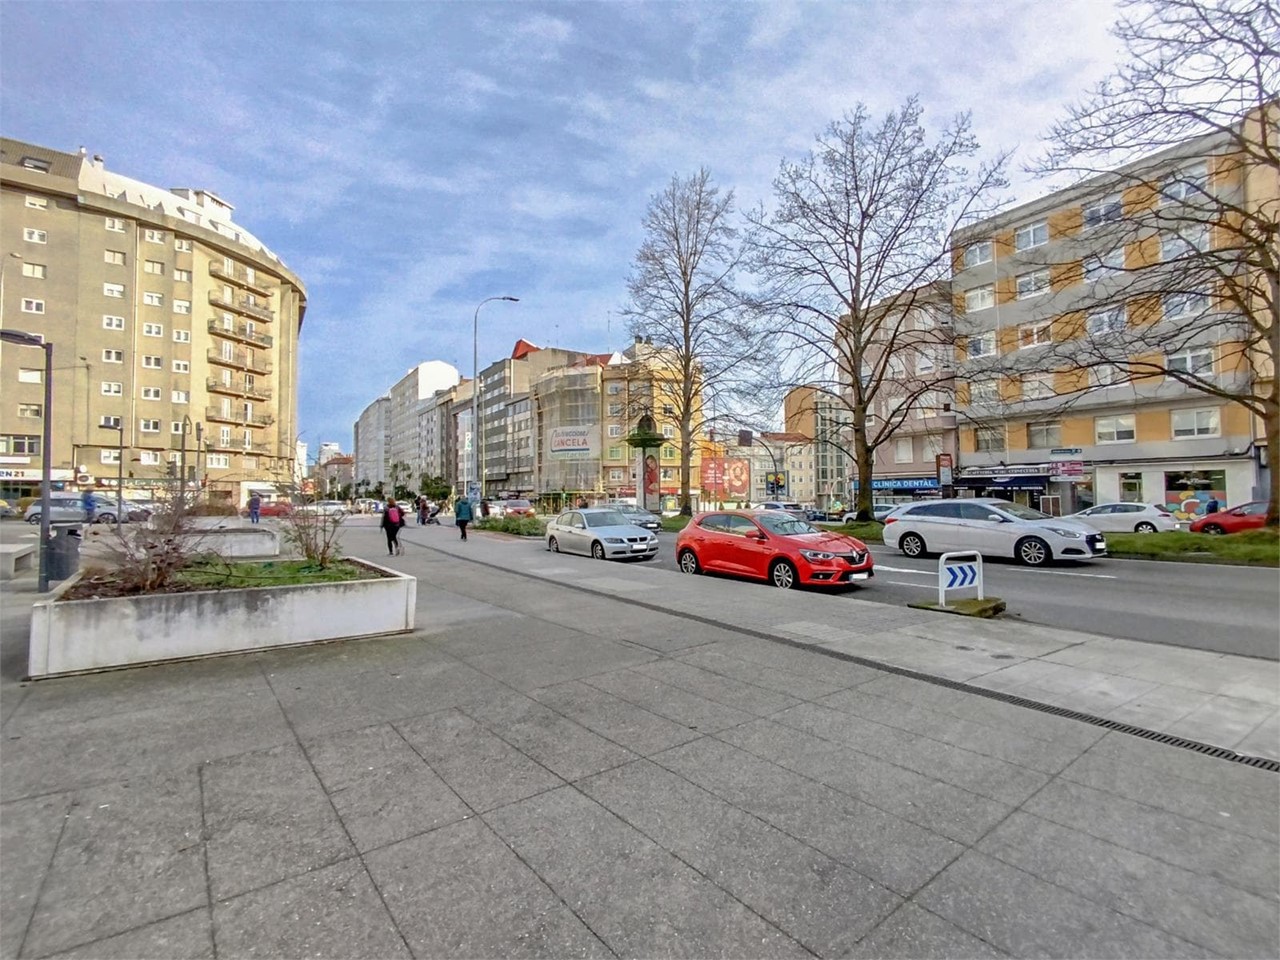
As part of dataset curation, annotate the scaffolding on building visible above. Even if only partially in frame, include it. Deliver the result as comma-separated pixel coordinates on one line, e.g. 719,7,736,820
531,366,603,510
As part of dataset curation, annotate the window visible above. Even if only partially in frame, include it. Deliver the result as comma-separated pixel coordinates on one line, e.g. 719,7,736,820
103,282,125,298
1082,196,1122,228
23,228,47,244
175,238,192,252
1160,162,1208,205
102,349,123,363
1086,306,1127,337
662,404,675,416
25,195,49,209
1166,347,1213,377
964,285,994,313
1096,415,1136,443
606,382,621,395
662,424,675,438
101,381,123,395
18,368,42,383
172,360,190,373
894,437,913,463
105,217,126,232
144,259,165,275
609,468,624,481
100,449,121,464
1090,363,1126,388
17,403,42,418
969,379,998,403
19,156,51,172
975,426,1006,452
174,268,192,283
1171,408,1220,439
915,349,935,374
966,333,995,358
1016,270,1050,299
207,454,230,469
963,241,992,268
172,390,189,404
1015,221,1048,250
607,424,622,437
1,435,40,455
1161,227,1209,261
104,249,127,266
143,292,164,306
1027,421,1061,448
607,446,622,460
139,451,162,466
99,415,121,428
141,355,163,369
21,262,46,279
171,329,190,344
141,387,162,400
170,421,185,435
20,298,44,314
144,229,164,244
1163,290,1210,321
143,322,163,337
607,403,622,416
1022,373,1054,399
662,447,676,460
172,300,191,317
1083,248,1124,283
923,434,944,461
1018,322,1051,348
140,419,161,433
887,356,907,378
913,308,937,331
103,314,124,330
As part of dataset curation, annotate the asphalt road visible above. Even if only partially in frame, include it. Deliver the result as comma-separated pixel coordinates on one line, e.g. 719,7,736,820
646,534,1280,661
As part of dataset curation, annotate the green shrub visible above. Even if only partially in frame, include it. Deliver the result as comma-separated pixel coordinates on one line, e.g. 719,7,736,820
474,515,546,537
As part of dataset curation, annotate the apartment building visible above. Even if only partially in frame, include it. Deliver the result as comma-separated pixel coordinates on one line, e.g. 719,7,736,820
386,361,460,485
417,382,461,486
950,126,1268,515
353,396,389,491
0,138,306,505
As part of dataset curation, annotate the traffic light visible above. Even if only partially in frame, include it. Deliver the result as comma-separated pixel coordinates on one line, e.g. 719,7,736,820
166,462,177,478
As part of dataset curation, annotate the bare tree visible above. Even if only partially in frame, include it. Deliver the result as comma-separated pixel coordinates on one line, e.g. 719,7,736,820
623,169,762,515
745,98,1008,519
1035,0,1279,523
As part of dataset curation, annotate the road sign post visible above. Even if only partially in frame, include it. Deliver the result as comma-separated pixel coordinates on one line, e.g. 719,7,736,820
937,551,984,607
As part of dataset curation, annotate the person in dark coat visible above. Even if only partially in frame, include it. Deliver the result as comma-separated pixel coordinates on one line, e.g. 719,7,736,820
381,498,406,555
455,497,474,541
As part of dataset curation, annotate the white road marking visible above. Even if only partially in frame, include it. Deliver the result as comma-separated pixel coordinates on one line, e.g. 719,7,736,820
1017,569,1118,579
874,565,932,575
880,580,932,588
877,562,1117,580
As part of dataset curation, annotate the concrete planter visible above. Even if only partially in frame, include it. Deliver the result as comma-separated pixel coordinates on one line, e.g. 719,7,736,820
28,560,415,679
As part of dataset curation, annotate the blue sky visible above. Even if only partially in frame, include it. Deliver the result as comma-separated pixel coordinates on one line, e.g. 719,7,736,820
1,0,1120,451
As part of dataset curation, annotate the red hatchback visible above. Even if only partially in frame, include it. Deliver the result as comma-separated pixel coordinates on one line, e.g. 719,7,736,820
1189,501,1268,534
676,509,874,589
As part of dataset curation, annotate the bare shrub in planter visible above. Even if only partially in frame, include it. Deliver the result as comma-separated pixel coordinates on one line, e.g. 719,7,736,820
84,485,204,594
279,508,344,569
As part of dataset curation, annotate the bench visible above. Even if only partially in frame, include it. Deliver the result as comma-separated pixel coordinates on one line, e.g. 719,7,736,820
0,542,37,581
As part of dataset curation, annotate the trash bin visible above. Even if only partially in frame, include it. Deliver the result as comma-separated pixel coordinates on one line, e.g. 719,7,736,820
47,527,81,581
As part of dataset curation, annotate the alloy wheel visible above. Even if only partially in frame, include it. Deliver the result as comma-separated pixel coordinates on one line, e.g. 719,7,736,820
771,560,797,589
1018,537,1050,566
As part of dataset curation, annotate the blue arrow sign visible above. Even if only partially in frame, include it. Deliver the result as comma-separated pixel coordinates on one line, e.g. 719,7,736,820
945,564,977,589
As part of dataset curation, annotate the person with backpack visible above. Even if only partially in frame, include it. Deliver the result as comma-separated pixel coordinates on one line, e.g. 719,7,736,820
454,496,473,541
381,497,406,555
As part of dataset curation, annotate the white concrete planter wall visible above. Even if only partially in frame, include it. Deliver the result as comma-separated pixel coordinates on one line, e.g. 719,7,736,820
175,528,280,558
29,560,415,679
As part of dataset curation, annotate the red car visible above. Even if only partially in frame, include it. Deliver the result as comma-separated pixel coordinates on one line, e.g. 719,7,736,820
676,509,874,589
239,500,293,518
1189,501,1268,534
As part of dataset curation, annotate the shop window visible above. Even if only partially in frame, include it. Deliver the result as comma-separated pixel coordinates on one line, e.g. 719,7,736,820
1119,472,1143,503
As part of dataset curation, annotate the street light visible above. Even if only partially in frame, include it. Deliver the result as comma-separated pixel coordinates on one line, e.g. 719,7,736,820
97,422,125,531
1,329,53,592
472,296,519,501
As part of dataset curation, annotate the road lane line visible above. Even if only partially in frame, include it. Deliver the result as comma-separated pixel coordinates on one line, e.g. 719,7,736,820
874,565,933,575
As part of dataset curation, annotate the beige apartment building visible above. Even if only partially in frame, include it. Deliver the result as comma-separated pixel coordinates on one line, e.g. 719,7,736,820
0,139,305,505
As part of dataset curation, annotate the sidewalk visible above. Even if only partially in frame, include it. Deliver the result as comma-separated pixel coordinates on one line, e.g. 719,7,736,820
0,522,1275,959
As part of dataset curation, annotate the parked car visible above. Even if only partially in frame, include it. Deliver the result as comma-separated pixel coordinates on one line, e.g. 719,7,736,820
841,502,900,523
545,508,659,560
1189,501,1269,535
0,498,13,519
495,498,536,518
93,499,154,524
756,501,807,520
24,495,88,525
1065,502,1181,533
676,509,874,589
295,500,347,517
885,498,1107,566
612,504,663,532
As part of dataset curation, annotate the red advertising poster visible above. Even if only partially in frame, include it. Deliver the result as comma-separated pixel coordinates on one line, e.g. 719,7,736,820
702,458,750,498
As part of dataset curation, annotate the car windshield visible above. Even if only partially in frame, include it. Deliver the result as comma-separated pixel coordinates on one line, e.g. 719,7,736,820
995,502,1051,520
755,513,819,536
585,510,630,528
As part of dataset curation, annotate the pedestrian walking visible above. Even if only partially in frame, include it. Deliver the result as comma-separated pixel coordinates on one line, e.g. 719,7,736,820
1205,495,1220,514
81,489,97,524
455,496,473,541
382,497,406,555
417,496,429,525
248,492,262,524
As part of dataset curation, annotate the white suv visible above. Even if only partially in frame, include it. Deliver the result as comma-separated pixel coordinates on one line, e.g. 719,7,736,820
886,498,1107,566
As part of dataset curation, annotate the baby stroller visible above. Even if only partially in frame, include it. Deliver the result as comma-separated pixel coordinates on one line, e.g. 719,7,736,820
425,503,442,525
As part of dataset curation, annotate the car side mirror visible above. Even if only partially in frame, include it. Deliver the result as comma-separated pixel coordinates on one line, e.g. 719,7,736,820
986,514,1006,523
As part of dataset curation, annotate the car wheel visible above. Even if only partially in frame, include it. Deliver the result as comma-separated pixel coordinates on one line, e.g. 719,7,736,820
1134,521,1157,533
591,540,606,560
97,513,117,525
1017,536,1052,566
1201,523,1225,535
770,559,798,589
899,532,926,558
678,549,701,575
26,514,40,524
548,536,560,552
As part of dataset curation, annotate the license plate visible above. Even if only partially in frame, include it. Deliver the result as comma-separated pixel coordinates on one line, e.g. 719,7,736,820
631,544,647,551
846,572,870,581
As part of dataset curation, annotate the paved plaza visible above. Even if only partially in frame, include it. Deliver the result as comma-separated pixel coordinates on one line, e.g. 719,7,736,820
0,523,1277,958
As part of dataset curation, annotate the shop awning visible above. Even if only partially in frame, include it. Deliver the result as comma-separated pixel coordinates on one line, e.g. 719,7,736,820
954,476,1048,490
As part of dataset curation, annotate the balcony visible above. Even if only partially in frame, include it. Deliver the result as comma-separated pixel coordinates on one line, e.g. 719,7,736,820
206,437,272,455
208,290,274,322
205,406,275,427
207,317,274,348
207,347,273,375
208,260,272,297
206,377,273,401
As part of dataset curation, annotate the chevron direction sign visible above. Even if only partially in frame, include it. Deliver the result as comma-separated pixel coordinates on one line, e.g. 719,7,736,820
945,563,978,588
937,551,985,605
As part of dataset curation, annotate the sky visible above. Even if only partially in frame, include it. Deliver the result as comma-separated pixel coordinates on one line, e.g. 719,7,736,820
1,0,1123,452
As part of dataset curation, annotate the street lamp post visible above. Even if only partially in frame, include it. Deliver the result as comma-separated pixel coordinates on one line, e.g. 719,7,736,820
98,422,124,531
1,330,54,592
472,296,519,502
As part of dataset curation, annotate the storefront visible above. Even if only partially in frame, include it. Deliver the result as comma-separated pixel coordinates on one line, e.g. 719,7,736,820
0,467,77,502
851,476,940,500
1093,456,1258,523
953,465,1051,509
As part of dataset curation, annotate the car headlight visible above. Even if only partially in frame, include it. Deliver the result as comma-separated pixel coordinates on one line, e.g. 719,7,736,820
604,537,624,544
800,549,836,562
1045,527,1082,538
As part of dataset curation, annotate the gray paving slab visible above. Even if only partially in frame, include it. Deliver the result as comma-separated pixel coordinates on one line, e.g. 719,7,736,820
529,679,702,756
1237,710,1280,761
683,636,885,687
1082,730,1280,799
1166,694,1279,750
771,701,1050,806
213,858,410,959
202,742,355,901
393,708,563,812
1023,777,1280,901
677,647,857,700
581,668,757,733
45,909,213,960
460,691,637,781
651,737,961,896
916,850,1213,959
485,785,811,959
718,719,1011,845
979,810,1280,958
302,723,470,852
844,903,1009,959
0,792,70,959
631,659,802,716
365,817,611,959
578,759,901,957
22,773,207,959
457,632,657,691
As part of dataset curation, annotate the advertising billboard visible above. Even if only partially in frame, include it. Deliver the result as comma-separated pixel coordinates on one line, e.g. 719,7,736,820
545,424,599,459
701,457,751,498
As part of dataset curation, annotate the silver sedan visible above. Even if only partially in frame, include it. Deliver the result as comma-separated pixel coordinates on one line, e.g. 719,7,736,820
546,508,659,561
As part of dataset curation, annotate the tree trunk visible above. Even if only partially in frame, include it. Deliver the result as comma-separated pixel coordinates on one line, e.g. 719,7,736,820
853,419,874,522
679,425,693,516
1265,398,1279,527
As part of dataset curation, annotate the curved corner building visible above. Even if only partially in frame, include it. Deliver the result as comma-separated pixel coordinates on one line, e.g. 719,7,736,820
0,138,306,507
